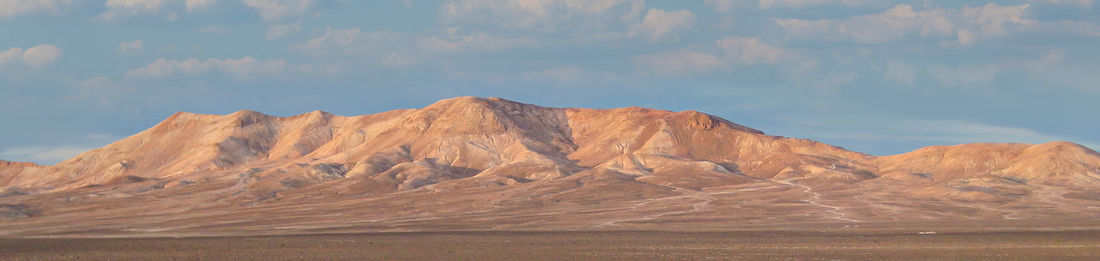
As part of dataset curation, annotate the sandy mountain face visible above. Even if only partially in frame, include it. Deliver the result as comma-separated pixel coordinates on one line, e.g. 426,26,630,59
1,97,1098,236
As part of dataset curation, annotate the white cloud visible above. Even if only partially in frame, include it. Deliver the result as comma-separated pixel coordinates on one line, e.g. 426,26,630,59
758,0,873,9
23,44,63,68
776,5,926,44
290,27,533,65
624,36,804,81
382,52,417,67
704,0,739,12
0,134,121,164
912,120,1063,143
105,0,168,11
99,0,321,22
812,119,1073,145
634,9,695,42
955,3,1034,38
117,39,144,53
777,3,1034,45
0,0,71,18
956,29,976,46
186,0,218,11
101,0,174,20
632,50,724,74
876,119,1071,146
78,76,112,88
4,44,63,68
291,27,368,55
0,47,23,67
99,0,223,20
125,56,319,80
444,0,698,43
418,33,537,52
290,28,436,64
266,22,301,39
243,0,316,22
1028,0,1092,9
0,145,93,164
443,0,646,33
628,37,795,77
716,37,791,65
706,0,875,12
789,116,1096,154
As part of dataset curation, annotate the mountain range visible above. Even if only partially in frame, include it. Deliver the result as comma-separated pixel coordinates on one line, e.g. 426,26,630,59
2,97,1099,236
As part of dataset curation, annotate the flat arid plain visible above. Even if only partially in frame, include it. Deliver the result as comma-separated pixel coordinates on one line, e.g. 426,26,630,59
3,230,1100,260
3,97,1100,259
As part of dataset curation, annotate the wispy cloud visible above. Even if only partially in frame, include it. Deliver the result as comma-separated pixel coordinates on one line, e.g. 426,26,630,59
776,3,1034,45
117,39,143,53
789,117,1097,155
0,134,119,164
632,50,724,75
1,146,93,164
633,8,696,42
0,0,71,18
125,56,328,80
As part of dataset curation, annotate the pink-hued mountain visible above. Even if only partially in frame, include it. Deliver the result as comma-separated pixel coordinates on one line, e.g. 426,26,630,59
2,97,1098,236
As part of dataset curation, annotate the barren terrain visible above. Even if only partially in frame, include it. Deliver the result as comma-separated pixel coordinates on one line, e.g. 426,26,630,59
2,97,1099,238
3,230,1099,260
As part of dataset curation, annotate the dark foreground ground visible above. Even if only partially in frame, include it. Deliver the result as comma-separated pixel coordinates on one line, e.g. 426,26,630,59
2,230,1099,260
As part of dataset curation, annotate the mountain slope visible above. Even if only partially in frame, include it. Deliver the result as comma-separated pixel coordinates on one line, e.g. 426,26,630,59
1,97,1098,236
876,142,1100,184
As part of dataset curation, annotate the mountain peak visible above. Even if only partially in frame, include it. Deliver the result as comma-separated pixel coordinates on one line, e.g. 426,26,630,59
428,96,490,106
425,96,534,112
227,109,268,117
287,110,334,120
1030,141,1097,153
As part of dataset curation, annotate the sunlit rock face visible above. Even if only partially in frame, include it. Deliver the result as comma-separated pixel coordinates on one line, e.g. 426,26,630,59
1,97,1098,236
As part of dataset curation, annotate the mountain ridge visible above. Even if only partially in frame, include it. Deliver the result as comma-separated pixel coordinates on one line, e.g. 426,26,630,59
1,96,1098,236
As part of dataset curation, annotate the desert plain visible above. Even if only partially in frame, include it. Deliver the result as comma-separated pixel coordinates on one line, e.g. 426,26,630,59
3,229,1100,260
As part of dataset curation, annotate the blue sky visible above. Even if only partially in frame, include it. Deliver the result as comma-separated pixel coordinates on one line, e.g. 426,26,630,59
1,0,1098,164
